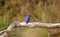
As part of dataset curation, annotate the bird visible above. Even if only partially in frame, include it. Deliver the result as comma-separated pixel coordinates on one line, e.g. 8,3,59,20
25,14,31,24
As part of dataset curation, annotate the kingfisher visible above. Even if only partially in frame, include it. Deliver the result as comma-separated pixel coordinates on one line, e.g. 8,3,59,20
25,14,31,24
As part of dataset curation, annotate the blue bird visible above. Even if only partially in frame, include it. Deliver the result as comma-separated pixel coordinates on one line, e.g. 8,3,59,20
25,14,31,24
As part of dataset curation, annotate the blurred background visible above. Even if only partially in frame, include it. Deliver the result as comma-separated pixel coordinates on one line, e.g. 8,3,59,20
0,0,60,37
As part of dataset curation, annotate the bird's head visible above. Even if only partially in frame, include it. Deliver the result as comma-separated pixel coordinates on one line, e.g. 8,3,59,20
28,14,31,17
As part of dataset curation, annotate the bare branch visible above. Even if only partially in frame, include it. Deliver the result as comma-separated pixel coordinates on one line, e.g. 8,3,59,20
0,22,60,37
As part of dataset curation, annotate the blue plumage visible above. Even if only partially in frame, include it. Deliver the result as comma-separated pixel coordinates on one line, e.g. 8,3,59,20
25,14,31,24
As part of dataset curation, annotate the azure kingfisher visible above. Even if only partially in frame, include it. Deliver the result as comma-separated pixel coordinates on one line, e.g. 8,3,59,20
25,14,31,24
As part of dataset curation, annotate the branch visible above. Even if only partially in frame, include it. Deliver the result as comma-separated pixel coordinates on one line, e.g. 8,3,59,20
0,22,60,37
18,22,60,28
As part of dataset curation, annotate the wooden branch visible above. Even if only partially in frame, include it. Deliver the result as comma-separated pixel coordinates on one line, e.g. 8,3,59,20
18,22,60,28
0,22,60,37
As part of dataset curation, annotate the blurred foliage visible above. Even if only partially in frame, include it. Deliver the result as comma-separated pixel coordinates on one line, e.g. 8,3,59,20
0,0,60,23
0,0,60,37
8,28,48,37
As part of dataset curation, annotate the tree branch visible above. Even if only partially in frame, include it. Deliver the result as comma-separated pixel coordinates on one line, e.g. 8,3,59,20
0,22,60,37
